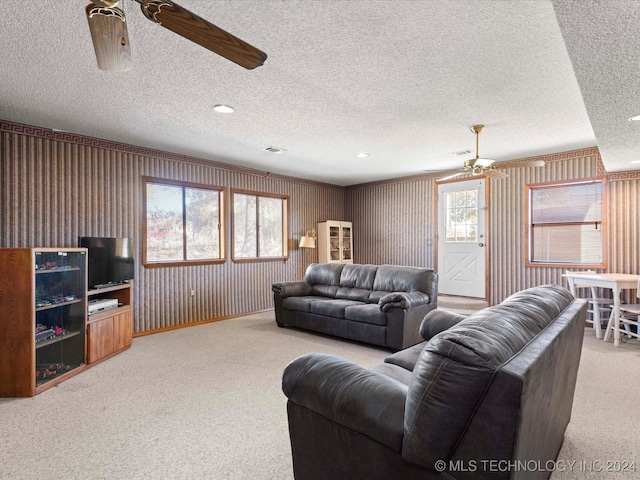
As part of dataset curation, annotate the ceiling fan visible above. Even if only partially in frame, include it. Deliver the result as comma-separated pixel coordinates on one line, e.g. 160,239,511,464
85,0,267,72
438,125,545,181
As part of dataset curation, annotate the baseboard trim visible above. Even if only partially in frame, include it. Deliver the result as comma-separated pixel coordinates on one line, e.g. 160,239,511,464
132,309,273,338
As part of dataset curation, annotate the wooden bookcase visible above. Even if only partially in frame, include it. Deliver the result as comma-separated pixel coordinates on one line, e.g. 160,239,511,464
0,248,88,397
0,248,134,397
86,284,133,364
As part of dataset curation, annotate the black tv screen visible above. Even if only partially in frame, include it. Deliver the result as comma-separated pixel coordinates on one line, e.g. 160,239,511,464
78,237,135,289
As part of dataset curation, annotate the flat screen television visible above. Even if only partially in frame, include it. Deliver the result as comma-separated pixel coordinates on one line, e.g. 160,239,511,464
78,237,135,289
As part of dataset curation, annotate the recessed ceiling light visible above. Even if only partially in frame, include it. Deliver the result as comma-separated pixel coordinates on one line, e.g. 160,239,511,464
356,152,369,158
628,114,640,122
213,104,234,113
264,146,286,154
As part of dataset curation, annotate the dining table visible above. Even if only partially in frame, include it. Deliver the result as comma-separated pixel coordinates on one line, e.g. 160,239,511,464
562,272,640,347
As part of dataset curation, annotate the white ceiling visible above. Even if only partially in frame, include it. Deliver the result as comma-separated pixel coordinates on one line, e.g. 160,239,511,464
1,0,638,186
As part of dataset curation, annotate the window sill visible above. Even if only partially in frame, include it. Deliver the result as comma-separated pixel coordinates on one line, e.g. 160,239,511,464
232,257,289,264
525,260,607,269
143,259,226,268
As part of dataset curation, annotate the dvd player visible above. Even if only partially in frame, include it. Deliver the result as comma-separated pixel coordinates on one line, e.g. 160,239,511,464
88,298,118,315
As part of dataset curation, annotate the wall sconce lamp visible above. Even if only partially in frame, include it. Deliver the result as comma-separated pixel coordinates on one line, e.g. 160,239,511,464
299,228,316,249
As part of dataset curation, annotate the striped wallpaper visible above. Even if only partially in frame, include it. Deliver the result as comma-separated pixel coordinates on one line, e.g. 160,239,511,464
1,122,344,334
347,148,640,305
2,120,639,333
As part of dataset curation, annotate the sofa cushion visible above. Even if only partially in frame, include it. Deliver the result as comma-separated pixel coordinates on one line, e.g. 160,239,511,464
310,284,340,297
368,289,392,304
419,309,467,340
344,304,387,326
335,287,372,302
335,264,378,301
383,341,426,371
304,263,345,287
339,264,378,289
310,299,364,319
283,296,330,313
373,265,434,294
402,284,575,469
302,263,346,298
370,362,413,386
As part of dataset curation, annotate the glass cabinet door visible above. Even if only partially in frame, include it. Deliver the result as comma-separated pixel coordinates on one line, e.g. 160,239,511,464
34,250,86,386
341,226,352,261
329,226,340,261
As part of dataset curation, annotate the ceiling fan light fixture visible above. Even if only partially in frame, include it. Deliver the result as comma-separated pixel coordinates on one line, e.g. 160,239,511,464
437,125,544,182
465,157,495,168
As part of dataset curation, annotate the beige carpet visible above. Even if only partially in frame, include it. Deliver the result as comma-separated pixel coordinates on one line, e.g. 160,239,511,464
0,312,638,480
438,295,489,315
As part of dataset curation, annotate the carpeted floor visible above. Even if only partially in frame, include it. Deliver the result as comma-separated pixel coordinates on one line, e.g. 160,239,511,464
437,295,489,315
1,311,639,479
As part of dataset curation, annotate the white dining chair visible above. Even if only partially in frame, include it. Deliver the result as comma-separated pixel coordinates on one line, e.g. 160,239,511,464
604,279,640,343
565,270,612,339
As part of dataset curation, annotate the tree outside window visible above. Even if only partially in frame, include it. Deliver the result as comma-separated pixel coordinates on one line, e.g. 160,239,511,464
143,177,225,267
232,190,288,261
444,189,478,243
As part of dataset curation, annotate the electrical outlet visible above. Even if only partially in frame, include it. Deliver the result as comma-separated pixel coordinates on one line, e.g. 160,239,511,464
190,289,195,297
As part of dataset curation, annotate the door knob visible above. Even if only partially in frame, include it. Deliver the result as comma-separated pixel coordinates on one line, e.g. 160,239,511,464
478,243,485,247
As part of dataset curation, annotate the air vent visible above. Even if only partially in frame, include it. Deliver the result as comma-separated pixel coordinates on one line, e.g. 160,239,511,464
449,149,472,156
264,146,286,154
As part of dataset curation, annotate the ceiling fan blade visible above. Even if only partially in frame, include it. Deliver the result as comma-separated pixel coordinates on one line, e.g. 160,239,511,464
438,171,468,182
86,3,132,71
139,0,267,70
483,168,509,179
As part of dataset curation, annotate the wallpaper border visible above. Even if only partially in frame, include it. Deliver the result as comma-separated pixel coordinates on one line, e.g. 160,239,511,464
347,147,640,189
0,119,344,191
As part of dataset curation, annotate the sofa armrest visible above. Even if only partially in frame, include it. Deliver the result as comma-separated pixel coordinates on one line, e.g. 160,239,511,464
282,353,407,451
379,291,430,312
272,281,312,297
419,309,467,340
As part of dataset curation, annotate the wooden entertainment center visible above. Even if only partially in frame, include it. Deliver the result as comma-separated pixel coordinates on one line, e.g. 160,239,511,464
0,248,133,397
87,283,133,364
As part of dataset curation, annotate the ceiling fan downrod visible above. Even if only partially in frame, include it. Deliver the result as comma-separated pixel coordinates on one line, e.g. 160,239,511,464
471,124,484,158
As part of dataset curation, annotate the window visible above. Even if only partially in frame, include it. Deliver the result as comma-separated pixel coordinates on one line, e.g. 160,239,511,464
526,179,607,268
143,177,225,267
232,190,288,261
444,188,478,243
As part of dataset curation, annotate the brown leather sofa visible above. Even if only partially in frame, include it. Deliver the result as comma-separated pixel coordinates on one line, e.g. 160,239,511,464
282,284,587,480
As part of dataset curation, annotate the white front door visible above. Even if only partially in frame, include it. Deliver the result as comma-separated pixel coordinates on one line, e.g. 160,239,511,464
437,178,487,298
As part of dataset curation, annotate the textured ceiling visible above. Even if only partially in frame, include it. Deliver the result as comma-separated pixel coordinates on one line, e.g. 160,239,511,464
0,1,638,186
552,0,640,169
